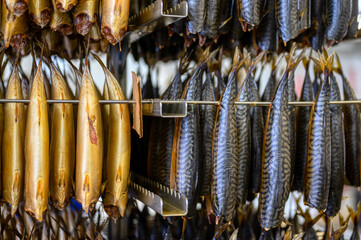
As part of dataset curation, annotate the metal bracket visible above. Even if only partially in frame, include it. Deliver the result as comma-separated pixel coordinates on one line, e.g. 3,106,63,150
129,173,188,217
126,0,188,44
142,99,187,117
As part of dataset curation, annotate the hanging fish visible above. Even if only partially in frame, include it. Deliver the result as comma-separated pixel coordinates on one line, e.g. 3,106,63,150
73,0,100,35
186,0,206,34
256,0,277,51
75,62,103,213
5,0,28,17
235,62,251,206
325,0,351,42
202,0,221,38
48,57,75,210
92,53,130,220
28,0,52,28
55,0,76,12
101,0,129,45
199,73,216,197
276,0,299,43
2,64,24,217
259,45,303,230
345,0,358,39
310,0,326,50
212,49,246,225
325,73,344,217
293,59,313,192
50,0,73,35
158,59,186,187
24,58,49,222
304,52,333,211
246,54,265,199
334,57,361,187
288,68,297,186
171,50,212,217
1,0,29,49
297,207,324,240
239,0,263,30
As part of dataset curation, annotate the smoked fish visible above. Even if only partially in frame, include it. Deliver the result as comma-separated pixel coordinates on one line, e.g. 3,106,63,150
202,0,221,38
1,0,29,49
171,51,208,217
73,0,99,35
239,0,263,30
24,59,49,222
2,64,25,217
5,0,28,17
259,47,303,230
49,59,75,210
276,0,298,43
304,54,332,211
345,0,358,39
325,0,351,42
293,60,313,192
101,0,129,45
158,62,185,187
28,0,52,28
186,0,206,34
325,73,344,217
75,64,103,213
92,53,131,220
199,73,216,197
256,0,277,51
50,0,73,35
55,0,77,12
310,0,326,50
212,51,246,223
261,60,277,125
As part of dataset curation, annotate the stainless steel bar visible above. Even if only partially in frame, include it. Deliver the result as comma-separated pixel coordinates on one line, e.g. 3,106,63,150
0,99,360,105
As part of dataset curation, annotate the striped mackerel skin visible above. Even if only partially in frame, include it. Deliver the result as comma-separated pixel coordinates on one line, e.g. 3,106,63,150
259,71,291,230
235,74,251,205
293,68,313,192
239,0,263,29
326,74,344,217
211,69,239,222
173,63,204,217
342,76,361,186
276,0,298,42
304,75,331,210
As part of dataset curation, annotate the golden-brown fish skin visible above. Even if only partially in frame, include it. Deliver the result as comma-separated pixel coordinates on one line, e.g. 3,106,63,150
73,0,99,35
2,66,25,217
55,0,76,12
101,0,129,45
28,0,52,28
5,0,28,17
92,53,130,220
49,63,75,210
50,0,73,35
75,67,103,213
24,61,49,222
1,0,29,49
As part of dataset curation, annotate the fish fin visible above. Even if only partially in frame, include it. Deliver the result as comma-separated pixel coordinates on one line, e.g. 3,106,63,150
100,180,108,194
332,224,348,240
333,53,343,76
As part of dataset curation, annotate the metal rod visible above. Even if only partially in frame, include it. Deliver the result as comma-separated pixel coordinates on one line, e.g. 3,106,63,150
0,99,360,105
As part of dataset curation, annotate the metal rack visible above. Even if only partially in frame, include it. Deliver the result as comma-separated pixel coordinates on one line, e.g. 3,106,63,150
126,0,188,44
129,173,188,217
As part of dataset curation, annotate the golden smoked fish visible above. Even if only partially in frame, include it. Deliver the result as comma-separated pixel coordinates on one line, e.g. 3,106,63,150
2,64,25,217
5,0,28,17
101,0,129,45
73,0,99,35
75,64,103,213
49,59,75,210
92,53,130,220
1,0,29,49
50,0,73,35
28,0,52,28
55,0,77,12
24,59,49,222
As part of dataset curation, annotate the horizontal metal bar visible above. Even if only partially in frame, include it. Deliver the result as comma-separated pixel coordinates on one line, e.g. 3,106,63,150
0,99,360,106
